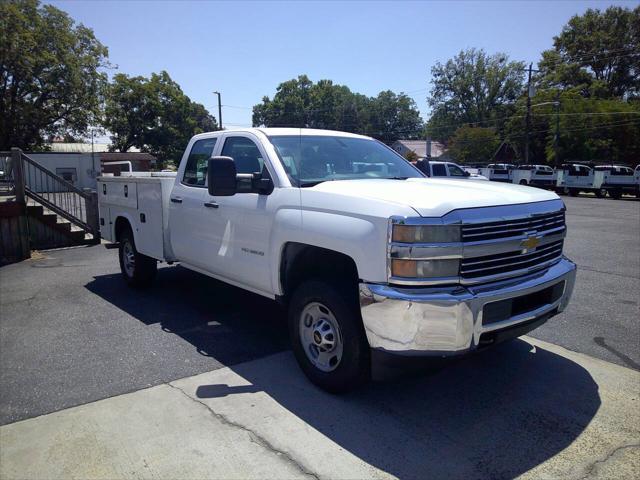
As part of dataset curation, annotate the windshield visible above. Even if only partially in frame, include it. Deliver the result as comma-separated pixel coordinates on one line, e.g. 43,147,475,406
268,135,423,186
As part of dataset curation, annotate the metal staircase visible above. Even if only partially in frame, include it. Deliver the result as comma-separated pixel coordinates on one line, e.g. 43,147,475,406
0,148,99,252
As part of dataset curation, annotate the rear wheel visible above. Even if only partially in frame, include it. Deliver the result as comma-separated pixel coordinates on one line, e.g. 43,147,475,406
119,227,157,288
610,189,622,200
569,188,579,197
595,188,607,198
519,179,528,185
288,280,370,393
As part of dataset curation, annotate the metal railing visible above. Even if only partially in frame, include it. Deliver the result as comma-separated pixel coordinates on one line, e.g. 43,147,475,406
1,148,99,238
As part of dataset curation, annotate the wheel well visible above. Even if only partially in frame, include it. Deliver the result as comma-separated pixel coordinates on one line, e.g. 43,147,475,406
280,243,359,301
114,217,132,241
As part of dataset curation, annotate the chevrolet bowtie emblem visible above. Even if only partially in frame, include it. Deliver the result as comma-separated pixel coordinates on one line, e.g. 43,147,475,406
521,236,540,253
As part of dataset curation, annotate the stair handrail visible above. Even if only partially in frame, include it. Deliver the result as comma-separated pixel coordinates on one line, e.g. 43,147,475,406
10,148,99,237
20,153,92,199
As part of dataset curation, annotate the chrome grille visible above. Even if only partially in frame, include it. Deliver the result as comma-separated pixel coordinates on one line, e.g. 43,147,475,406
462,211,565,242
461,239,564,280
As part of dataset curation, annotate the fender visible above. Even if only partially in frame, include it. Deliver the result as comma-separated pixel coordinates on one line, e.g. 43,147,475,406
113,212,139,245
269,208,393,296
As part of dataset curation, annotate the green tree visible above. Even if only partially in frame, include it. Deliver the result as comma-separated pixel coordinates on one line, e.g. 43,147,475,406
367,91,424,143
448,126,500,164
404,150,419,162
252,75,423,143
426,49,525,141
504,91,640,165
104,71,217,163
0,0,109,150
537,6,640,98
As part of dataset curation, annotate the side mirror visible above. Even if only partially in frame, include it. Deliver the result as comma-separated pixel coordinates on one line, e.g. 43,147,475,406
208,156,237,196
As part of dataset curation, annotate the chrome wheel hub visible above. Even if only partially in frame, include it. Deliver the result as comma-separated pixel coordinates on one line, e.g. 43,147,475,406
299,302,343,372
123,240,135,277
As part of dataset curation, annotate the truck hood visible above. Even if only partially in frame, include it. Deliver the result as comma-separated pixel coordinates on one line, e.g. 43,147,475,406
308,178,559,217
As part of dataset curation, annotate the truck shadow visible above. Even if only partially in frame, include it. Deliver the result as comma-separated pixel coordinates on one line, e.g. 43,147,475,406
87,265,601,479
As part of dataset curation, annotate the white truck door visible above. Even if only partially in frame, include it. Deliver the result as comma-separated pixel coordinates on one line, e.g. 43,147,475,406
201,133,275,293
169,137,219,269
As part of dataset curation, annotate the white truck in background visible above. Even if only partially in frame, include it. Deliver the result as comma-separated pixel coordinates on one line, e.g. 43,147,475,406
98,128,576,392
511,165,556,189
479,164,514,182
593,165,640,199
555,163,599,197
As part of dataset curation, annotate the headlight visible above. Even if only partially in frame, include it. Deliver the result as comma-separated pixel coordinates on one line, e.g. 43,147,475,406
391,259,460,278
392,224,461,243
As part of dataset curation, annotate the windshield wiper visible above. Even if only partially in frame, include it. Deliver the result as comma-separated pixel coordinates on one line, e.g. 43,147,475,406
386,176,410,180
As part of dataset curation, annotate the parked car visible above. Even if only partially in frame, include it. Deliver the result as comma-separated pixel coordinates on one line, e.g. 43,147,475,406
416,160,488,180
98,128,576,393
511,165,556,189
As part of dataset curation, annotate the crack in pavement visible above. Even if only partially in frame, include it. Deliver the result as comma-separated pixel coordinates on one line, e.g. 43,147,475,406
578,443,640,480
577,265,640,280
166,382,321,480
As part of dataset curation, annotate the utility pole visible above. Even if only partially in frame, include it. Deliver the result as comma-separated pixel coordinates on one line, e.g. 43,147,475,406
524,63,532,165
554,91,560,168
213,91,222,129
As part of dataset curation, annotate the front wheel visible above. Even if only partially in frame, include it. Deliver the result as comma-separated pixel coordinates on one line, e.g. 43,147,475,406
569,188,579,197
610,189,622,200
595,188,607,198
288,280,370,393
119,227,157,288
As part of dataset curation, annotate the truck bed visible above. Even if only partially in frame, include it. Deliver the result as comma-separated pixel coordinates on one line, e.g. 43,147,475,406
98,172,177,261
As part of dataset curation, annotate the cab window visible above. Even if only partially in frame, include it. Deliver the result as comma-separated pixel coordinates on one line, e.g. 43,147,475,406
447,164,466,176
183,138,217,187
221,136,265,174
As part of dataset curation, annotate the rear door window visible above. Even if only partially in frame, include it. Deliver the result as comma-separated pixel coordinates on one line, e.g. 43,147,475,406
183,138,217,187
431,164,447,176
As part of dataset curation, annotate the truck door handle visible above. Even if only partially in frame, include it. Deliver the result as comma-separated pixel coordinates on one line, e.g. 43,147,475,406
204,201,219,209
170,197,183,204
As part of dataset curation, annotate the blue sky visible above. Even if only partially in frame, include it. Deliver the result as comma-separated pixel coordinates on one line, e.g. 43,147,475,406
51,0,633,129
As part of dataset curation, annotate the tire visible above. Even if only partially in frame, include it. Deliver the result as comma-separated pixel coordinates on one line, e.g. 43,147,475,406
519,179,528,185
595,188,607,198
118,227,157,288
610,189,622,200
569,188,579,197
288,280,370,393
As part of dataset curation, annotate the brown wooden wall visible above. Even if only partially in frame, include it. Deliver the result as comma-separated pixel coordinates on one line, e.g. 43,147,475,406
0,203,31,265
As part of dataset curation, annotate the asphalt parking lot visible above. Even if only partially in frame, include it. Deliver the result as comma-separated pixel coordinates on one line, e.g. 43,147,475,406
0,195,638,425
0,194,639,478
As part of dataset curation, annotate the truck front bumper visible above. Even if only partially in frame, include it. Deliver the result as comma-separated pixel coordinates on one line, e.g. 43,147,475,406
359,257,576,356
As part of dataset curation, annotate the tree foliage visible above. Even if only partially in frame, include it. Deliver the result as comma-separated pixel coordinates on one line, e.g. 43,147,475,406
537,6,640,98
447,126,500,164
426,49,525,142
0,0,109,150
252,75,423,143
104,71,217,163
504,91,640,165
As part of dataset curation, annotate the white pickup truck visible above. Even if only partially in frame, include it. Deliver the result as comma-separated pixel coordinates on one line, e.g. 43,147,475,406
511,164,557,189
98,128,576,392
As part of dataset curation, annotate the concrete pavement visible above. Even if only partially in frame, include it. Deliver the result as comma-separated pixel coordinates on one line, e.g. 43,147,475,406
2,336,639,480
